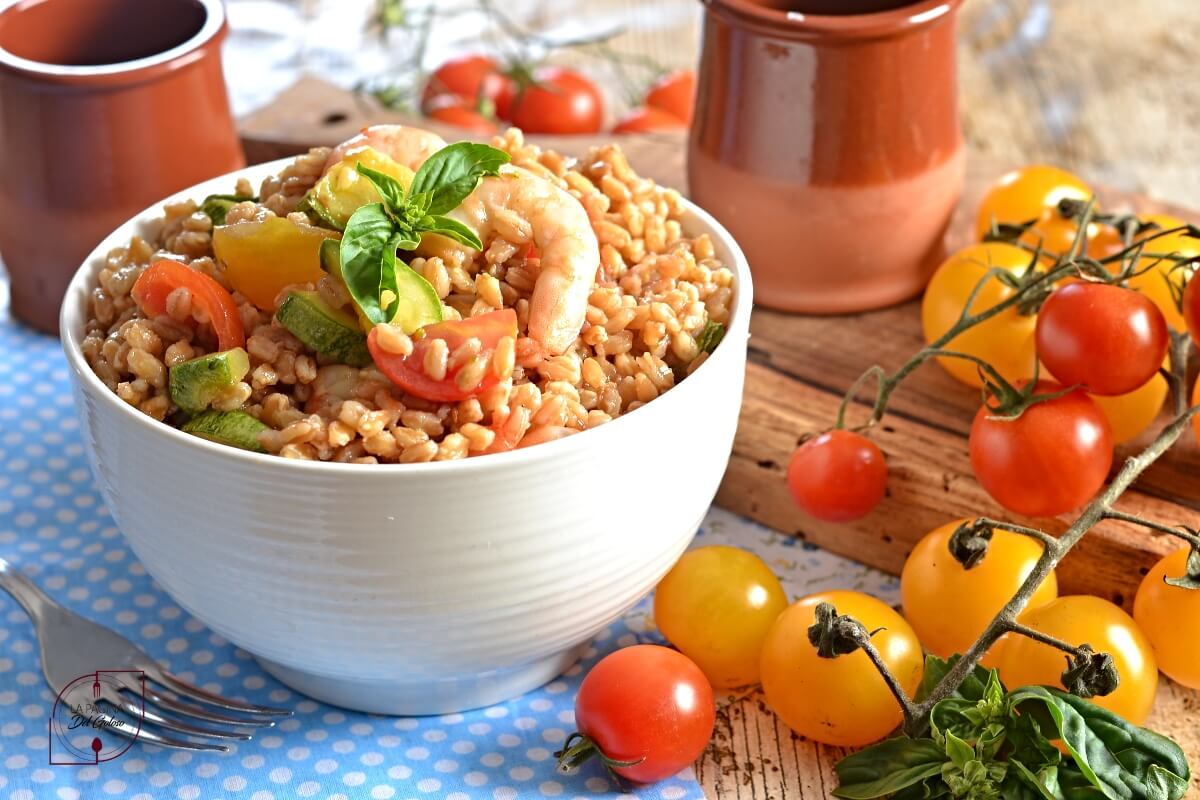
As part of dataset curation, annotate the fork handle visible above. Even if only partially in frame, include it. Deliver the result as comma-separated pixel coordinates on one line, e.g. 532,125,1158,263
0,557,55,624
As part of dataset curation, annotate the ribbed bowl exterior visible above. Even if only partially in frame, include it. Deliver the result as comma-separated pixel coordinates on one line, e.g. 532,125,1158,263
60,159,752,714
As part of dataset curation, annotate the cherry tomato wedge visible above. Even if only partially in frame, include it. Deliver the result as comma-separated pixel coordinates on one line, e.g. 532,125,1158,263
563,645,715,783
1036,282,1169,396
644,70,696,123
786,430,887,522
131,259,245,351
969,382,1112,518
368,309,517,403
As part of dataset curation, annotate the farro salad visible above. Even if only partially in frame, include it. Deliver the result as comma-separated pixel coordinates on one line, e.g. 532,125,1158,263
81,125,736,463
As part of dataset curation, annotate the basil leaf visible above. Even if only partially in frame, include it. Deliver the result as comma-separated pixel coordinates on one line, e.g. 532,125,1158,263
339,203,398,325
201,193,255,226
917,654,998,703
1010,687,1190,800
1006,761,1061,800
421,215,483,251
408,142,510,216
833,737,947,799
696,321,726,354
378,232,404,321
354,163,408,211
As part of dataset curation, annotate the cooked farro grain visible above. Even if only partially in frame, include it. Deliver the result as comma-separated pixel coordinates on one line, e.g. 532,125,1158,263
81,130,735,462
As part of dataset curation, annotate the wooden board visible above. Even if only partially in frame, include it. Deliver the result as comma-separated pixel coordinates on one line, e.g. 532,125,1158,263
238,79,1200,799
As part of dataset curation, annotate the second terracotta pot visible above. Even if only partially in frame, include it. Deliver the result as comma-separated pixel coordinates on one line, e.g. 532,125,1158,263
689,0,965,314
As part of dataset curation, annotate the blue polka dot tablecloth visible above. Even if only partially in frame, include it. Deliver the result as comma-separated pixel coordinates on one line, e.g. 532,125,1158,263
0,301,899,800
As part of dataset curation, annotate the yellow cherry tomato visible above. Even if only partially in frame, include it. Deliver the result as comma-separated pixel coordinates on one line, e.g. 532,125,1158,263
760,590,923,747
653,546,788,689
212,216,340,310
995,595,1158,725
975,165,1096,256
921,242,1040,388
901,519,1058,661
1090,372,1167,445
1093,214,1199,332
1133,547,1200,690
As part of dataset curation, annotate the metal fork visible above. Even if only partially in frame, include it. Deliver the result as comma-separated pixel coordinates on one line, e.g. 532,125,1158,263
0,557,290,752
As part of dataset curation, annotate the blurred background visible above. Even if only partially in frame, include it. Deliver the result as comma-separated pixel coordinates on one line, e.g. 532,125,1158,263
225,0,1197,205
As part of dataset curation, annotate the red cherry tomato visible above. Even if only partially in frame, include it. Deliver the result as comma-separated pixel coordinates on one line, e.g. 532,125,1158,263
786,430,887,522
1036,282,1169,396
969,382,1112,517
644,70,696,123
508,67,604,135
423,95,499,135
420,54,512,110
613,106,686,134
131,259,245,351
367,309,516,402
563,645,715,784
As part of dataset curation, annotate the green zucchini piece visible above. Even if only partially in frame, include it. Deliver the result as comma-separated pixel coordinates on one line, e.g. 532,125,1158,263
200,193,255,226
180,410,268,453
169,348,250,415
308,147,416,230
276,291,372,367
319,239,442,335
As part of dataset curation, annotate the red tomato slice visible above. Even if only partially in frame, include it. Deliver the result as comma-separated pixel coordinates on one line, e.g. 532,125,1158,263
131,259,245,351
368,309,517,403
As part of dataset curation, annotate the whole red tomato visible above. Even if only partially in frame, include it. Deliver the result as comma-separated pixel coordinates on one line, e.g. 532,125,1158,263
613,106,686,134
423,95,499,136
786,430,887,522
507,67,604,135
969,382,1112,517
562,645,715,783
1036,282,1168,396
421,54,512,110
645,70,696,123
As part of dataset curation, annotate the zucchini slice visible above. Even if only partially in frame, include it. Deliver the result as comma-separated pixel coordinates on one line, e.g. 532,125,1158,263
180,410,268,453
169,348,250,415
276,291,373,367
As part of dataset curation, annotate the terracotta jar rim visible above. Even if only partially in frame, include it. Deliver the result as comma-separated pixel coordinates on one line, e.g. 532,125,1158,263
0,0,225,85
701,0,962,40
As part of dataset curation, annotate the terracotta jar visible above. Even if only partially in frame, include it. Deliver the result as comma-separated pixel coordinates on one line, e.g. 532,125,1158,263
0,0,244,334
689,0,965,314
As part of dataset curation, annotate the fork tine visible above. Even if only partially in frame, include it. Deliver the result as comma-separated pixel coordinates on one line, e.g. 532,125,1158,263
140,683,277,728
142,663,291,717
102,689,252,742
97,701,230,753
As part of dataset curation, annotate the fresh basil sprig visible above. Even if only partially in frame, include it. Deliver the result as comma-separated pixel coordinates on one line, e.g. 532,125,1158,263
833,655,1190,800
338,142,510,325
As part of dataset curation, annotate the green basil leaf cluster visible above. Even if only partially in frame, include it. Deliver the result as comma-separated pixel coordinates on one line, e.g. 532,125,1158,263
834,655,1190,800
337,142,511,325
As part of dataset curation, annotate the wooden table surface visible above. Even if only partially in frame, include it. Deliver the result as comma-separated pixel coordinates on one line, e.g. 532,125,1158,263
234,3,1200,796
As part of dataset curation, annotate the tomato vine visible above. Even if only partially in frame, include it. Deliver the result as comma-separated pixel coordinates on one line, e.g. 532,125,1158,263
818,202,1200,753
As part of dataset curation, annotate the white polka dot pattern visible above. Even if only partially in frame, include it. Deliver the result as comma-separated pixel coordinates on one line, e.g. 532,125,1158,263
0,313,901,798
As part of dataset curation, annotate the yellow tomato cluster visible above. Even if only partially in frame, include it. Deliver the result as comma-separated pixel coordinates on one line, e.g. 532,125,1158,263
924,165,1199,445
653,522,1198,750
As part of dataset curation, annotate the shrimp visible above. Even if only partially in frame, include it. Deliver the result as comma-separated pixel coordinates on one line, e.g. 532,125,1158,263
422,168,600,355
323,124,446,173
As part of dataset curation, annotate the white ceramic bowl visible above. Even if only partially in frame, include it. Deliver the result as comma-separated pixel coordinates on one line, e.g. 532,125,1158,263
59,158,753,715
